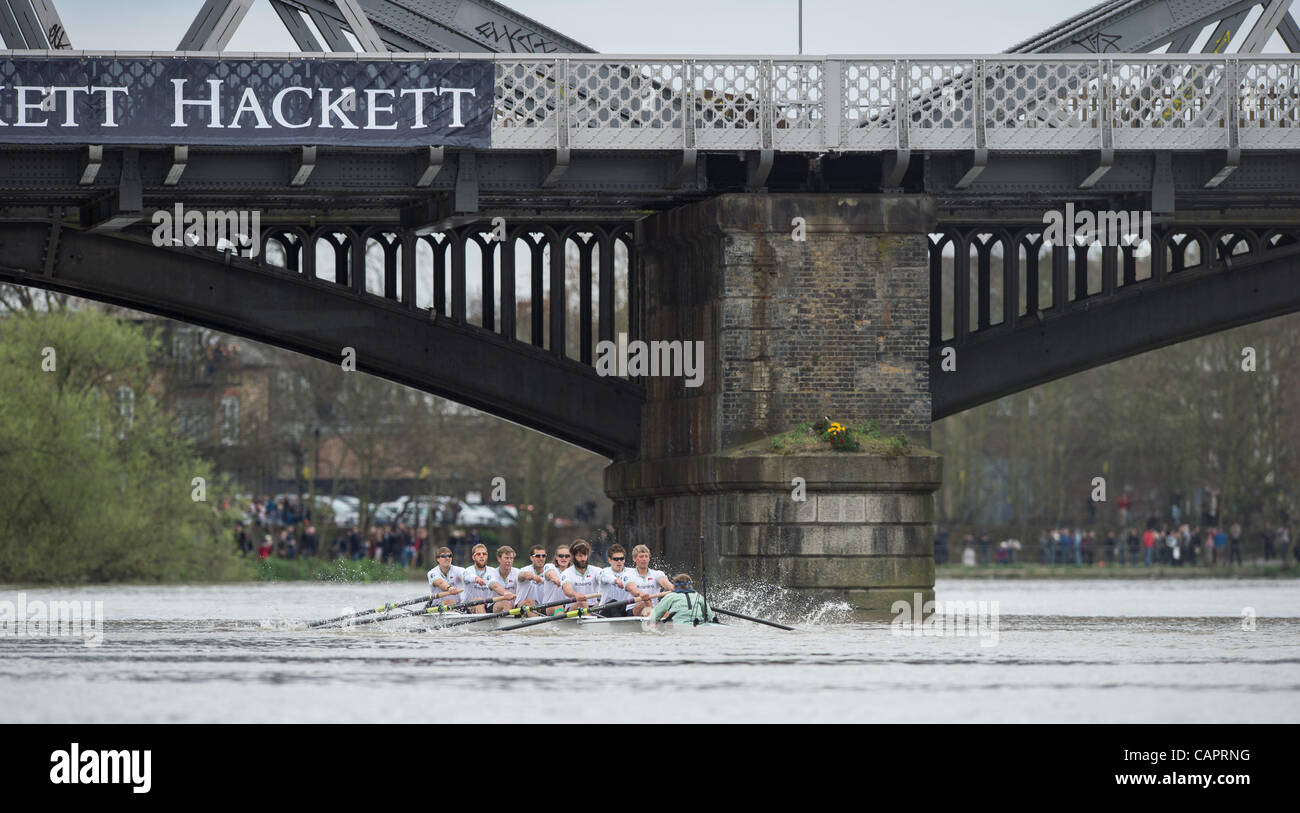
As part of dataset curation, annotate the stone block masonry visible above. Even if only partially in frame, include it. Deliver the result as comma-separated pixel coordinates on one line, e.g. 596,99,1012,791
608,194,942,618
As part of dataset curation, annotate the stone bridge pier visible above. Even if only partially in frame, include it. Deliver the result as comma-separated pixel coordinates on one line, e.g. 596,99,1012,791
605,194,942,618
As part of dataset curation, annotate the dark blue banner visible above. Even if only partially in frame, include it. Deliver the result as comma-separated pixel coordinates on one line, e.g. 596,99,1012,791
0,57,493,147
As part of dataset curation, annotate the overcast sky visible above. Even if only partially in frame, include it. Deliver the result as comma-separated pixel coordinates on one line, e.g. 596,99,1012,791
50,0,1101,53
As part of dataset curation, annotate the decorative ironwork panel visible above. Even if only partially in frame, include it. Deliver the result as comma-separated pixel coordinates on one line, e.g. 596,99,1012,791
907,60,977,150
984,60,1102,150
493,59,559,149
1238,60,1300,149
771,61,823,151
1109,60,1226,150
568,60,684,150
841,60,897,150
691,60,764,150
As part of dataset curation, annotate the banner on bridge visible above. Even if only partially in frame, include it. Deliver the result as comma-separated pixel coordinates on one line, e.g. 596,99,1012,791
0,57,493,147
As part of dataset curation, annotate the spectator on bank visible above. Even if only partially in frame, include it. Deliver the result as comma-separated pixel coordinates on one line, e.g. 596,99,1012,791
1117,491,1132,527
961,543,976,567
1142,527,1156,567
1278,525,1292,566
978,533,992,565
1213,527,1227,564
1126,528,1139,566
301,521,318,558
934,527,950,565
259,534,272,559
1039,529,1052,564
1261,523,1276,561
1228,523,1243,565
1104,530,1117,564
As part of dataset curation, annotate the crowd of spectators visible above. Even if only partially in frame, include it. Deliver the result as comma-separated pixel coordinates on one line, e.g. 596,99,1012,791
934,488,1296,569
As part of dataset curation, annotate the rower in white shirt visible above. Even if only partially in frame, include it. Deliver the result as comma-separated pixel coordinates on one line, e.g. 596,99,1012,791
539,544,573,616
488,545,520,613
426,547,465,606
625,544,675,617
461,543,512,613
515,544,562,617
560,540,602,610
596,543,634,617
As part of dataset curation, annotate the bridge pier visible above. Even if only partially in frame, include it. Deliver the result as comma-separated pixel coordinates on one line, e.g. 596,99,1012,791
606,194,942,618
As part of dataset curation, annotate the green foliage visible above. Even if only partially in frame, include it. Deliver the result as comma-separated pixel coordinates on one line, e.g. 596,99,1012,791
0,309,245,584
887,434,910,457
254,556,410,582
766,420,917,456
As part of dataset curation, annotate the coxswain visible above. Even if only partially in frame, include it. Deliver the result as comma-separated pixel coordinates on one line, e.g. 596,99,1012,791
651,573,717,626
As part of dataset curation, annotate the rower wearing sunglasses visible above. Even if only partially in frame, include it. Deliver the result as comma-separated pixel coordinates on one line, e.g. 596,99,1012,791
427,547,465,607
515,544,560,618
596,543,634,617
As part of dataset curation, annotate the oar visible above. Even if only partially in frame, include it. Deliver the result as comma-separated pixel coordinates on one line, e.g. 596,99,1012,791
304,594,436,628
347,594,497,628
494,593,667,632
441,594,598,629
711,607,795,631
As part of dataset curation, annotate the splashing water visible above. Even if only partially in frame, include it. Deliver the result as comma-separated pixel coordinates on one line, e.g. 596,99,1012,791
708,581,853,626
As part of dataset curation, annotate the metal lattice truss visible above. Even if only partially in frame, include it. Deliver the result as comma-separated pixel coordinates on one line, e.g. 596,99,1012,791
177,0,591,53
0,0,70,48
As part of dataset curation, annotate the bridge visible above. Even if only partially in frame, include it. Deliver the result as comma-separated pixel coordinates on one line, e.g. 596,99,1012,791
3,0,1300,613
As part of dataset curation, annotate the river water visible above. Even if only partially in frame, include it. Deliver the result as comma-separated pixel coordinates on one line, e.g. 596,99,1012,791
1,579,1297,723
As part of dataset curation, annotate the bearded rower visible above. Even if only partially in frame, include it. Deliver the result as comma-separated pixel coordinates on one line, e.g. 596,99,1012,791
462,543,512,613
626,544,675,618
427,547,465,606
560,540,602,610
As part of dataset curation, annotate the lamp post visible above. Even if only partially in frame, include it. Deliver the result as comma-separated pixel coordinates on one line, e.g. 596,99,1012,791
798,0,803,55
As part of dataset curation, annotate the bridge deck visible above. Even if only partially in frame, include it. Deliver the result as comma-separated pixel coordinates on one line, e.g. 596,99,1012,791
2,51,1300,153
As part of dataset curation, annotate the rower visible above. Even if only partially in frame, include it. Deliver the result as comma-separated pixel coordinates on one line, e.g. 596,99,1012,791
543,544,573,615
626,544,675,618
427,547,465,607
560,540,602,611
596,543,634,617
651,573,717,627
514,544,558,618
488,545,520,614
461,543,498,613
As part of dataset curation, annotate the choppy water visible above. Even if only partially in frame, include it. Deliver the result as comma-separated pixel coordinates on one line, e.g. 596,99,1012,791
1,579,1297,723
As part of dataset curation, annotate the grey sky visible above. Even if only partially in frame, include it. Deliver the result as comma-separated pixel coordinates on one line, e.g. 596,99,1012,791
50,0,1098,53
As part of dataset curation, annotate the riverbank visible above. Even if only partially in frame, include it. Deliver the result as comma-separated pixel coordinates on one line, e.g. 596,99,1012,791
253,557,413,582
937,562,1300,579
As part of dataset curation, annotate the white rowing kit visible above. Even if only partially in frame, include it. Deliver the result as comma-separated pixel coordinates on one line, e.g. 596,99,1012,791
515,562,557,607
539,564,569,606
598,566,634,605
562,564,603,607
626,568,667,607
462,565,496,603
427,564,465,602
490,566,520,597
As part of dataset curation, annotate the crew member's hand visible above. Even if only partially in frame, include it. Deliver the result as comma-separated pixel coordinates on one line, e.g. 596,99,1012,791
474,577,486,586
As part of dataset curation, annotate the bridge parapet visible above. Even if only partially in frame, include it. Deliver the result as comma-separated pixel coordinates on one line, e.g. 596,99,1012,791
4,51,1300,153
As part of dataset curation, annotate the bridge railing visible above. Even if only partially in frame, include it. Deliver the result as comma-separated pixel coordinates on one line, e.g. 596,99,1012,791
492,54,1300,152
3,51,1299,151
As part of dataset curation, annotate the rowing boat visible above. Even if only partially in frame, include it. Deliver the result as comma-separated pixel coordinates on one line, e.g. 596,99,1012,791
414,612,725,633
